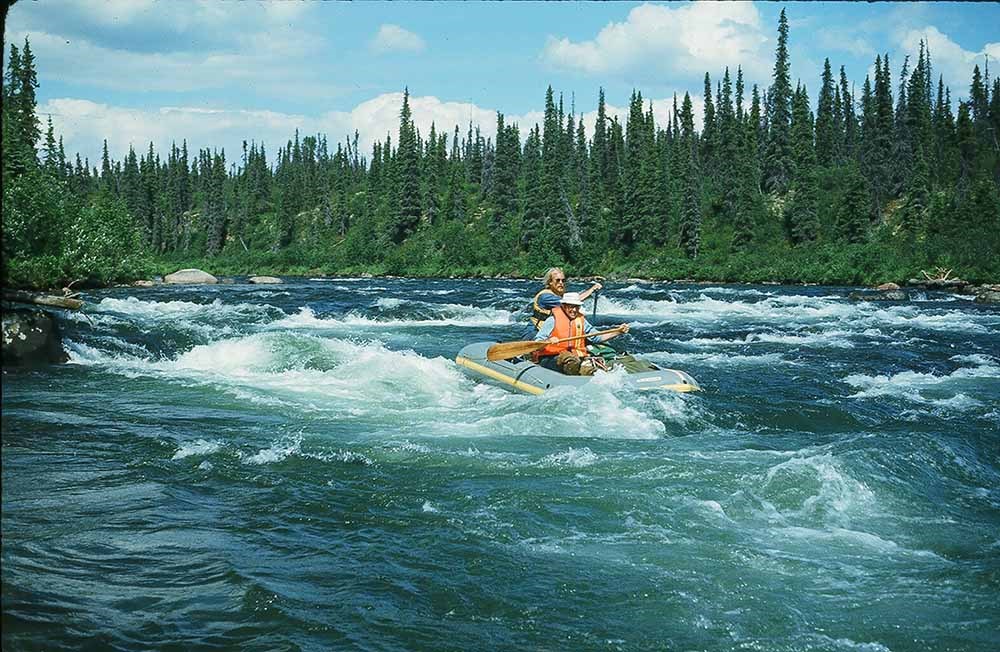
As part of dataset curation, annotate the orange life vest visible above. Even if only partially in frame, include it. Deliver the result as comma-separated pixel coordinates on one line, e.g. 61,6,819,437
534,306,588,360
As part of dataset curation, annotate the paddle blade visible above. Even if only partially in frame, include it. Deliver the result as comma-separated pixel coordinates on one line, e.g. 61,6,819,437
486,339,546,361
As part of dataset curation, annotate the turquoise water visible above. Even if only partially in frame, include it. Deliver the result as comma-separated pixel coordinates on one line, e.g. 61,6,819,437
3,279,999,651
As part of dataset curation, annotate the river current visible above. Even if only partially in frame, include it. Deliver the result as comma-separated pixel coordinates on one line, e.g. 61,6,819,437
3,278,999,651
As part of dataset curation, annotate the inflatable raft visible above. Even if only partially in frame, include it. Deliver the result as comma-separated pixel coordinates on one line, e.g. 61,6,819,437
455,342,701,395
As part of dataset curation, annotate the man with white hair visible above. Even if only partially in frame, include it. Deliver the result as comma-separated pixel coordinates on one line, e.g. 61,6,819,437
532,292,629,376
525,267,603,337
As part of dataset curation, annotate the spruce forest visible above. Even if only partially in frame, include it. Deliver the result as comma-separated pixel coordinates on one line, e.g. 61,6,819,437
3,10,999,289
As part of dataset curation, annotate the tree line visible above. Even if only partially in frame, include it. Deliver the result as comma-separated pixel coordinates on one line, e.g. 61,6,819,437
3,9,999,288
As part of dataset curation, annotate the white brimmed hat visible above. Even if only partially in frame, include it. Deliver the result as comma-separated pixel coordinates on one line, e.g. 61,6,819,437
560,292,584,306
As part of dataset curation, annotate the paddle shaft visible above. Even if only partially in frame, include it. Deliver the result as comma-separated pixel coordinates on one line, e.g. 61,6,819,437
486,327,625,361
549,327,622,346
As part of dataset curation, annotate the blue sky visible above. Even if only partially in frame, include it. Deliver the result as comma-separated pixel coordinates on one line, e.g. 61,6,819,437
6,1,999,166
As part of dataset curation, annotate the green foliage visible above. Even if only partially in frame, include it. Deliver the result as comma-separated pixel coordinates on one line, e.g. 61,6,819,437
64,194,151,284
2,168,71,262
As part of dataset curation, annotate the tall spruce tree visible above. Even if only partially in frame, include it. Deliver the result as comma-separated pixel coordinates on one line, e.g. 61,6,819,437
391,88,422,243
788,84,819,244
815,58,837,166
763,9,794,193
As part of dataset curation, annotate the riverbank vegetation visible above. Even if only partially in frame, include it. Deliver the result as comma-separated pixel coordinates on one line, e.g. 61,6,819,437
3,10,998,289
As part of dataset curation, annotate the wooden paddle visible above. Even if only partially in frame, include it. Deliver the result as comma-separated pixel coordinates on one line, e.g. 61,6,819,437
486,328,625,361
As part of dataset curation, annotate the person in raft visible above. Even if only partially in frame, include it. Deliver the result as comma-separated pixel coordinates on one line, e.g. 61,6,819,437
532,292,629,376
524,267,603,338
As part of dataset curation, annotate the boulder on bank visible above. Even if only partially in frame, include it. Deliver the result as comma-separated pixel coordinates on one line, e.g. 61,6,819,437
133,280,156,287
875,282,900,291
164,268,218,284
248,276,282,284
2,309,68,365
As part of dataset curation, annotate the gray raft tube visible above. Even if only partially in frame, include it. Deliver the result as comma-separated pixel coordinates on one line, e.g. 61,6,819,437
455,342,701,395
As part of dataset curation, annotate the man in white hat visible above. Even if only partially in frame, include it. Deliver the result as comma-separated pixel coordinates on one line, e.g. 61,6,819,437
531,292,629,375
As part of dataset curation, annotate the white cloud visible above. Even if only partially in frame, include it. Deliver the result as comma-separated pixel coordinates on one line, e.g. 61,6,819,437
9,27,339,104
541,2,771,83
897,25,998,96
370,24,426,54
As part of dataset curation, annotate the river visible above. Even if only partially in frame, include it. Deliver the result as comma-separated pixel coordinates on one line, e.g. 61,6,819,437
3,278,999,651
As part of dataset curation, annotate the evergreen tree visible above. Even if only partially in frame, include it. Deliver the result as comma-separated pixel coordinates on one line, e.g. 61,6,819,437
591,88,610,205
540,86,564,255
763,9,793,193
122,146,141,219
42,115,59,175
491,113,521,233
701,73,716,177
520,125,545,251
391,89,422,243
678,92,701,257
900,142,930,236
205,151,228,255
16,39,40,164
788,84,819,244
717,67,739,222
620,90,645,247
101,139,114,194
839,66,856,161
835,162,871,243
815,58,837,166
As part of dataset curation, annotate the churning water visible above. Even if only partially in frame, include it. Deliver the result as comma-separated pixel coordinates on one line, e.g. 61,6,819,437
3,278,999,650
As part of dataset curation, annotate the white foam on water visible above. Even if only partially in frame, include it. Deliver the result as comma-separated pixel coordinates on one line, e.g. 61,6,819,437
315,449,374,466
673,330,855,350
538,447,599,468
843,355,1000,405
692,286,774,297
197,461,213,471
374,297,404,309
92,296,273,322
172,439,223,460
950,353,1000,368
744,330,856,348
271,304,514,330
385,441,433,454
618,284,653,294
645,350,792,368
777,525,900,551
243,434,302,465
172,336,276,375
691,498,729,518
598,293,1000,338
68,332,474,421
536,370,678,439
422,501,438,513
758,454,876,525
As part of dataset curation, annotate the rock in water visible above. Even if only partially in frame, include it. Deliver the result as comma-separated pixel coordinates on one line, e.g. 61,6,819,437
164,268,218,284
2,309,69,365
848,290,908,302
973,290,1000,304
248,276,282,284
875,282,900,291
